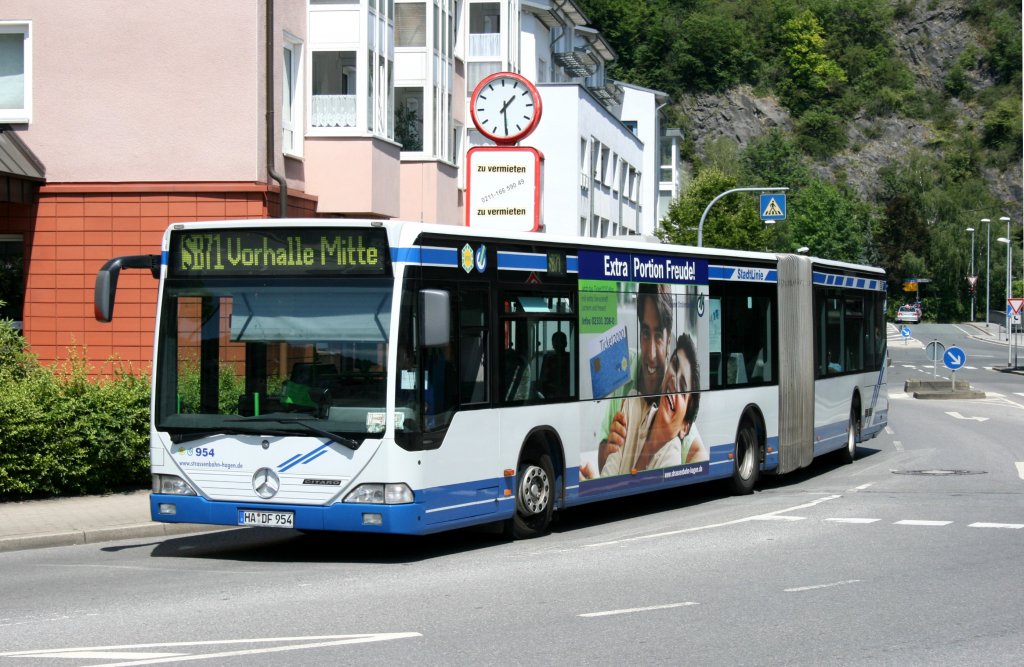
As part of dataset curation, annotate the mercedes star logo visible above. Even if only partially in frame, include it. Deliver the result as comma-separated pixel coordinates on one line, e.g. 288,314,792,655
252,467,280,499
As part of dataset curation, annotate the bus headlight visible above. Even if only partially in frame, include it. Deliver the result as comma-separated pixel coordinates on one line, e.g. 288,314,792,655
344,483,414,504
152,474,197,496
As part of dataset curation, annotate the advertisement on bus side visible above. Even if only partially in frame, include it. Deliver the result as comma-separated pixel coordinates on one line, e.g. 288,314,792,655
576,251,711,490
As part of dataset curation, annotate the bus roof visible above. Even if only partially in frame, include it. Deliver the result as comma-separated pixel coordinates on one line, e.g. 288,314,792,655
162,218,885,278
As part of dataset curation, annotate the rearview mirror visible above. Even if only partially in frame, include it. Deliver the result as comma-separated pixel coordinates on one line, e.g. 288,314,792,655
419,289,450,347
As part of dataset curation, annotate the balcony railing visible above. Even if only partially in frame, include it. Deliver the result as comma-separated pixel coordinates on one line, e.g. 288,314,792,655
311,94,357,128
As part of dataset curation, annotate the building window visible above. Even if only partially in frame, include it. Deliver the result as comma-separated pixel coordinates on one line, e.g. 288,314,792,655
0,22,31,124
395,86,423,151
311,51,357,128
0,234,24,328
468,2,500,57
282,35,303,156
395,1,426,48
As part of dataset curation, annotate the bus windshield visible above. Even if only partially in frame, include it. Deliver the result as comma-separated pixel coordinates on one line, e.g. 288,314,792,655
154,279,392,443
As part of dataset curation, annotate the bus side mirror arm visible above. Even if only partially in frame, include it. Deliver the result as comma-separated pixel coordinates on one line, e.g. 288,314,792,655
419,289,450,347
94,254,160,322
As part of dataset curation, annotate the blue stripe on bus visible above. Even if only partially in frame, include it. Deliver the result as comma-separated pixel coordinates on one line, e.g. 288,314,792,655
813,271,886,291
155,435,792,536
161,250,169,266
497,251,546,271
390,246,458,267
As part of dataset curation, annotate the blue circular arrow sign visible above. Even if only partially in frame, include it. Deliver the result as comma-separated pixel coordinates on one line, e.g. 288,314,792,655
943,346,966,370
900,326,911,337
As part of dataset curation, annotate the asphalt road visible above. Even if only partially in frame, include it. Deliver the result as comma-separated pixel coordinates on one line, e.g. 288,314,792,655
1,323,1021,666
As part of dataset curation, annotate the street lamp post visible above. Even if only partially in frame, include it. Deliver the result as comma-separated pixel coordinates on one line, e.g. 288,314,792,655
982,218,991,326
697,186,788,247
966,226,975,321
997,236,1012,364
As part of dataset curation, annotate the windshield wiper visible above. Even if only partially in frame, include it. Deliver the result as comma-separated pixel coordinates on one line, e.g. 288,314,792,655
225,416,361,450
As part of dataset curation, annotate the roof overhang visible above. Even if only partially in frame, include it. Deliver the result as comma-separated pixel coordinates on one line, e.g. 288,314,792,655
0,127,45,204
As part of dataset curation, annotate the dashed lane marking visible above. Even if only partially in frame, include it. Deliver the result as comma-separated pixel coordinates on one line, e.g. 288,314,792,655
826,518,881,524
785,579,861,593
894,520,953,526
579,602,699,618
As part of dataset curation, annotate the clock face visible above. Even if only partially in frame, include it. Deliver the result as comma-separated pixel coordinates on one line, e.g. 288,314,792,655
470,72,542,145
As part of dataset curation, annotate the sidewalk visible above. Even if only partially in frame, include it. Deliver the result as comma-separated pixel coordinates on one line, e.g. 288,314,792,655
960,321,1024,375
0,490,217,553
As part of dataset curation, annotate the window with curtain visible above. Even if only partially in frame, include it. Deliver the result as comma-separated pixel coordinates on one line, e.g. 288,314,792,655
395,2,426,47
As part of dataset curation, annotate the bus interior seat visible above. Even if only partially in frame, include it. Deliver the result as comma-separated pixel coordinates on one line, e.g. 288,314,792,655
750,348,770,382
727,352,747,384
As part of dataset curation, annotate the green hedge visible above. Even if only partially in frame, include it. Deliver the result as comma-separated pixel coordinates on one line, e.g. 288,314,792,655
0,320,150,500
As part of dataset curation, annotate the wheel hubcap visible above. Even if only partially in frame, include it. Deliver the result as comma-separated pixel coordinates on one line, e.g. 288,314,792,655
518,465,550,515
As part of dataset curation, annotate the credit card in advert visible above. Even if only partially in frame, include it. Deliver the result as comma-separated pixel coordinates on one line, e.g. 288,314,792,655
589,325,630,398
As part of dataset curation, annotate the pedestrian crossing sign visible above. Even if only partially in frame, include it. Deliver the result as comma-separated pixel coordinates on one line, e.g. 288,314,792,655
760,193,787,221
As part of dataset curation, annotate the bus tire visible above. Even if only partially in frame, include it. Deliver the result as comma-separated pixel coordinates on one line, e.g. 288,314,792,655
506,453,555,539
837,404,859,464
729,419,759,495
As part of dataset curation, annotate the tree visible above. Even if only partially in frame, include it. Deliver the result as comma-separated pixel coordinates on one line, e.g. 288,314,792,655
740,129,812,188
789,179,875,262
658,168,769,251
778,10,847,113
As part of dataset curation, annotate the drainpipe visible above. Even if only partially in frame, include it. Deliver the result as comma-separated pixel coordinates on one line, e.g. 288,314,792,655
265,0,288,217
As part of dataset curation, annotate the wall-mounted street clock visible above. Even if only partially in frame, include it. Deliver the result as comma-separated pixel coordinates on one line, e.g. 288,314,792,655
470,72,543,146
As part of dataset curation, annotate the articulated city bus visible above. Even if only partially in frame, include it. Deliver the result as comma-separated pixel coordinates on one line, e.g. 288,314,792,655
95,220,888,538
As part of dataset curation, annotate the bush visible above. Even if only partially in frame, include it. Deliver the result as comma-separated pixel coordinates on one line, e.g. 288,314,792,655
0,320,151,500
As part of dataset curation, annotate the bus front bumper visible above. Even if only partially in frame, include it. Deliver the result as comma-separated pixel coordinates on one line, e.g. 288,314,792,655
150,494,426,534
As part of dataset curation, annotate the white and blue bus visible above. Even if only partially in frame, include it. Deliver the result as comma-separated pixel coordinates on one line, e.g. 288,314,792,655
95,220,888,538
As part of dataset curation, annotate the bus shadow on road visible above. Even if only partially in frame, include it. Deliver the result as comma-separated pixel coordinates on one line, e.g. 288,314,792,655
555,444,884,533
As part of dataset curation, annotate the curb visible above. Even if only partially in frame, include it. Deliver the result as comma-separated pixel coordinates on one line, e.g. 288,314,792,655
0,522,223,553
904,379,986,401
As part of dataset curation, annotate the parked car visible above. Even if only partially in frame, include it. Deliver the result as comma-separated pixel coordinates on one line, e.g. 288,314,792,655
896,305,920,324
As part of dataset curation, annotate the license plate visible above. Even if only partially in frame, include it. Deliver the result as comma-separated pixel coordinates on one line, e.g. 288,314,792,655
238,510,295,528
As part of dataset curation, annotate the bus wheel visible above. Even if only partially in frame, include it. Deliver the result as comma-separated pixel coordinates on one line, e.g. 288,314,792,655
729,420,759,495
837,405,859,464
507,453,554,539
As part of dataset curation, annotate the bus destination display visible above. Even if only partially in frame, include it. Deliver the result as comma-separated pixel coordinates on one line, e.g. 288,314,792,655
169,228,389,277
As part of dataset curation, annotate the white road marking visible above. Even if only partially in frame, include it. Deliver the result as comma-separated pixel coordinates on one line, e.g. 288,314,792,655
579,601,699,618
885,426,895,435
851,483,873,491
1016,462,1024,480
894,520,952,526
584,495,842,547
893,440,905,452
0,634,423,666
753,515,805,521
945,411,989,422
785,579,860,593
1015,392,1024,397
826,518,880,524
969,523,1024,529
